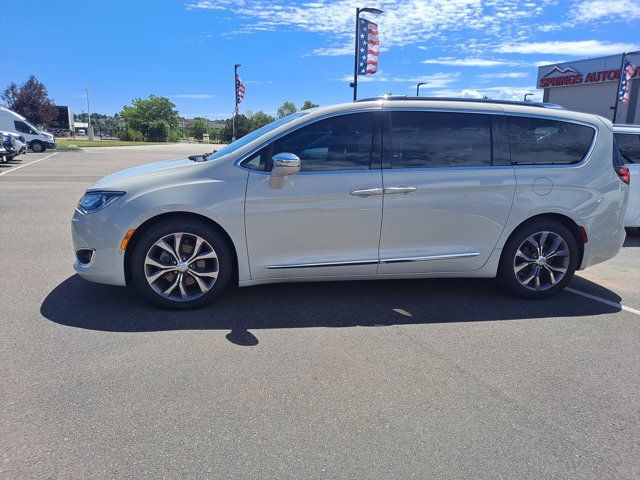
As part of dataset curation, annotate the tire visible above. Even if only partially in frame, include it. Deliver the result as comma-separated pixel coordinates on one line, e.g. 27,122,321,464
30,141,45,153
130,219,233,309
497,220,579,299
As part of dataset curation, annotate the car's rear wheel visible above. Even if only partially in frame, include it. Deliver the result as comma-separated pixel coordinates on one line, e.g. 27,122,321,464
498,220,578,299
130,219,233,309
30,141,45,153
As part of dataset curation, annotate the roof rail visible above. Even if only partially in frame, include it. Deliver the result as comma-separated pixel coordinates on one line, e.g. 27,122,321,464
355,95,566,110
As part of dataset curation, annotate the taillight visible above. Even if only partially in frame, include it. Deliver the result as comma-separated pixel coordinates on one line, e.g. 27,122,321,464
615,165,630,185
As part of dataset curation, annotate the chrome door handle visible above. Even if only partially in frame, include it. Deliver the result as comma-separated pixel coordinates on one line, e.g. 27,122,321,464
385,186,417,194
349,187,384,196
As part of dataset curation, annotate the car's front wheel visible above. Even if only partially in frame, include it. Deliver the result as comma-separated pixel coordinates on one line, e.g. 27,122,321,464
498,220,579,299
30,141,45,153
130,219,233,309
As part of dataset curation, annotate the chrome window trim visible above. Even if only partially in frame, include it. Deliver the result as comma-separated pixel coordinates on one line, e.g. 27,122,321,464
503,112,599,169
234,107,382,174
237,107,600,174
382,107,599,171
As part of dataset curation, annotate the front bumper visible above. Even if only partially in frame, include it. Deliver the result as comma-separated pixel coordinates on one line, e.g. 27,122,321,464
46,141,56,149
71,202,148,286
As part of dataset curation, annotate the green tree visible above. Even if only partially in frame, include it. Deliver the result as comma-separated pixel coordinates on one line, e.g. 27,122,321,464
219,110,277,143
248,110,275,131
300,100,318,110
1,75,58,126
120,95,180,141
276,101,297,119
190,117,208,140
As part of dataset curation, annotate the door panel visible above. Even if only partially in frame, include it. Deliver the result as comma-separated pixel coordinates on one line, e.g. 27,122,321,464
378,110,516,274
245,171,382,278
244,111,383,279
379,168,515,273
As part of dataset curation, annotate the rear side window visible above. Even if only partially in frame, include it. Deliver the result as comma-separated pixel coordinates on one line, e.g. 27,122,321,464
389,111,491,168
507,117,594,165
614,133,640,164
271,113,373,172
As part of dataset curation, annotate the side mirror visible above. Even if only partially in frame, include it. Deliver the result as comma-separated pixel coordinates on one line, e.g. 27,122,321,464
270,152,300,188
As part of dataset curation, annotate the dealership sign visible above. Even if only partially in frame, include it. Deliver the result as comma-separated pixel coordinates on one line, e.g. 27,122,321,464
539,64,640,88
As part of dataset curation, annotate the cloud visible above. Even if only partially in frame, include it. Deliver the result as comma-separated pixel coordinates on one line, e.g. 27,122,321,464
477,72,529,79
419,86,541,102
496,40,639,56
573,0,640,22
422,57,520,67
186,0,556,56
335,72,458,88
531,60,567,67
170,94,216,99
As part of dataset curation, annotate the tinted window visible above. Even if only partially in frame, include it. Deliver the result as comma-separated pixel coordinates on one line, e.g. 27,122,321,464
14,120,34,134
507,117,594,165
389,111,491,168
614,133,640,164
241,149,267,171
271,113,373,171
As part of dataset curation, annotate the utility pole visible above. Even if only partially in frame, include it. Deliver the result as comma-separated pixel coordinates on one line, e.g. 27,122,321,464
85,88,94,140
233,64,241,141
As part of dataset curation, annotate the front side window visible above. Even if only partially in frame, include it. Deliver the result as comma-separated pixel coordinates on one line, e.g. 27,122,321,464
388,111,492,168
614,133,640,164
271,113,374,172
14,120,35,134
508,117,595,165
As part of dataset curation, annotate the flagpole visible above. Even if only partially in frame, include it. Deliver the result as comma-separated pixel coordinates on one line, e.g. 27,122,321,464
612,52,626,124
233,63,241,141
352,7,361,102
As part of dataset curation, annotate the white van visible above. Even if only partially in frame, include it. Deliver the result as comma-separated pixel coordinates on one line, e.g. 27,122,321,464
0,107,56,152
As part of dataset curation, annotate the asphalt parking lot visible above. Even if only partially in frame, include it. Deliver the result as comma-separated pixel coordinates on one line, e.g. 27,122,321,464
1,145,639,479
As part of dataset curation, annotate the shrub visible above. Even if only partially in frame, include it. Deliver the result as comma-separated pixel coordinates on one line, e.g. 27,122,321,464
117,128,144,142
146,120,170,142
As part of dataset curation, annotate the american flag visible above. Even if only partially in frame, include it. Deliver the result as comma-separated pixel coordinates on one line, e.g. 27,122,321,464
236,73,245,104
618,58,637,103
357,18,379,75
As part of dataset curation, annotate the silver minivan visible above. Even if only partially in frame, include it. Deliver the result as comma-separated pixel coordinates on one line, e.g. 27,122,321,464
71,97,629,308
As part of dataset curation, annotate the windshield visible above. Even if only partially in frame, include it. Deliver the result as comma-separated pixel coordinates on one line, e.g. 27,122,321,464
209,111,308,160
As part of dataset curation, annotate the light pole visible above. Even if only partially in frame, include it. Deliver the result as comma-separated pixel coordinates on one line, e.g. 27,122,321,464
523,93,534,102
351,7,383,101
416,82,426,96
85,87,94,140
232,63,241,142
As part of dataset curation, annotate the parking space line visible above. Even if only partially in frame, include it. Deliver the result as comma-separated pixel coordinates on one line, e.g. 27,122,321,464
566,287,640,316
0,152,59,176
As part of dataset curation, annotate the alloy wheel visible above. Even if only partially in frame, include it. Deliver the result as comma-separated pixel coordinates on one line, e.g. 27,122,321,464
144,232,219,302
513,231,570,291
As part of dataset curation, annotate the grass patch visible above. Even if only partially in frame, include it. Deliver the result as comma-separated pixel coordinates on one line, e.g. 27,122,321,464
55,139,169,149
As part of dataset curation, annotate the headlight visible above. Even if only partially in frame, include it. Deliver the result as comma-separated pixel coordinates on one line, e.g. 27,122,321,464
77,191,125,214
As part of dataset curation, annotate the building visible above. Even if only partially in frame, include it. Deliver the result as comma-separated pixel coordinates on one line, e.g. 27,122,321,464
537,53,639,125
50,105,75,135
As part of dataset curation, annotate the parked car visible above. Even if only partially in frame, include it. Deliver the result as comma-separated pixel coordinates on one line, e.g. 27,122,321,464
1,131,17,161
0,135,8,162
0,106,56,152
614,124,640,233
12,134,28,155
72,97,629,309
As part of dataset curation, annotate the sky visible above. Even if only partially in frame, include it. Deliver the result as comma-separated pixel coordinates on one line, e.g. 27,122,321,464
2,0,639,119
